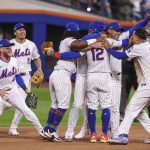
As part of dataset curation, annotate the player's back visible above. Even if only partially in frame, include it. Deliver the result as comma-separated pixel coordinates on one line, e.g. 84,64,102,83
0,57,18,89
86,47,111,73
55,37,77,74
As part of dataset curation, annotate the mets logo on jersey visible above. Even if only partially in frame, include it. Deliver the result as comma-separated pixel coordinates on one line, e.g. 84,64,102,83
13,48,31,57
0,67,17,79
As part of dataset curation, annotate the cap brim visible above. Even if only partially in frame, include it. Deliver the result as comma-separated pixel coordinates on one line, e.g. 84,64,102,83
14,26,27,32
3,43,15,47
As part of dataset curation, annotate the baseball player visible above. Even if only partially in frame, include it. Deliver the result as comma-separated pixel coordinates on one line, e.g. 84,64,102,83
105,28,150,144
0,39,45,138
48,29,129,143
105,17,150,139
64,21,106,141
5,23,43,136
42,22,101,142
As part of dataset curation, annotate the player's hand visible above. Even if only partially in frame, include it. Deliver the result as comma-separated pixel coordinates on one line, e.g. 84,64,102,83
91,42,104,49
100,38,113,49
0,89,8,98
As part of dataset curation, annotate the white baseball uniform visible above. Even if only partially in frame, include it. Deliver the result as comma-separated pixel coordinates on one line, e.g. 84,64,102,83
0,57,42,134
86,47,112,110
8,39,40,131
108,31,130,138
118,41,150,135
65,54,88,136
49,37,76,110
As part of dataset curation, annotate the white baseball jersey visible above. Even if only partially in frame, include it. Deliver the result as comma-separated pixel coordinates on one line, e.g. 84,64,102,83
54,37,77,74
125,41,150,84
10,39,40,73
109,31,130,74
86,47,111,73
77,54,87,75
0,57,18,89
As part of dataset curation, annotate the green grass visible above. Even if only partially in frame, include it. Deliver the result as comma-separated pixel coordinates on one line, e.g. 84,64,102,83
0,86,135,127
0,87,88,127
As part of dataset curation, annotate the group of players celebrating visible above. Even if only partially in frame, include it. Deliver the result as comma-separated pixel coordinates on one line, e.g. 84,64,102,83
1,12,150,145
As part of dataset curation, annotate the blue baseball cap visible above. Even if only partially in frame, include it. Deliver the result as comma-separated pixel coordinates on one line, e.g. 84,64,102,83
14,23,27,32
65,22,80,32
106,22,122,31
89,21,106,33
0,39,14,47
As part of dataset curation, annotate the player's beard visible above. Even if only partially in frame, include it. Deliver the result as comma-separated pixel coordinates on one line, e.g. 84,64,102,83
3,50,12,60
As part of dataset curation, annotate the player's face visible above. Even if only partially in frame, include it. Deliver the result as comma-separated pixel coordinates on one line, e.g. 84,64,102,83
132,34,138,44
106,29,119,39
15,28,26,40
3,46,12,58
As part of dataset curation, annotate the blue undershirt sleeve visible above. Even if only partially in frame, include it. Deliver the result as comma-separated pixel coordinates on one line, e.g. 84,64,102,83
60,51,82,59
122,39,129,46
107,48,128,59
129,19,148,36
15,74,27,91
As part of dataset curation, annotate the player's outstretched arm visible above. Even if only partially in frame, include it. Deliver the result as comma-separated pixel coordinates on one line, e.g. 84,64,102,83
50,51,84,60
70,33,101,51
106,48,128,59
128,12,150,36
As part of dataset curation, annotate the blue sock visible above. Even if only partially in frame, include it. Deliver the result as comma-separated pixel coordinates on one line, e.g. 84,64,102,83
88,109,96,134
50,108,66,133
46,108,56,124
101,108,110,134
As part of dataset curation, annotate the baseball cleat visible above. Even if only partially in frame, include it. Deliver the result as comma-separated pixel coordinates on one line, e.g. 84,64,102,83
100,133,109,143
8,129,19,136
90,133,97,143
144,137,150,144
64,131,74,142
50,132,63,142
75,129,89,139
108,134,128,145
43,125,52,138
40,130,49,139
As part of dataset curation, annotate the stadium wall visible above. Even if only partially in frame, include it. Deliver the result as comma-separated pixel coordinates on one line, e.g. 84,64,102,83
0,9,136,79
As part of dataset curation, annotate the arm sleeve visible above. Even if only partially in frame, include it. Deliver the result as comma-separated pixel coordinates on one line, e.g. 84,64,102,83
15,74,27,91
54,51,85,59
107,48,128,59
128,19,149,36
60,51,82,59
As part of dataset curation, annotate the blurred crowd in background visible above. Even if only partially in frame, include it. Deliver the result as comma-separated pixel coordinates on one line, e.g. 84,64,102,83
45,0,150,21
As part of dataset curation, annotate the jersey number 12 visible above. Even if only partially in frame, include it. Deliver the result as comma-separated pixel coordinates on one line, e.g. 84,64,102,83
91,48,104,61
